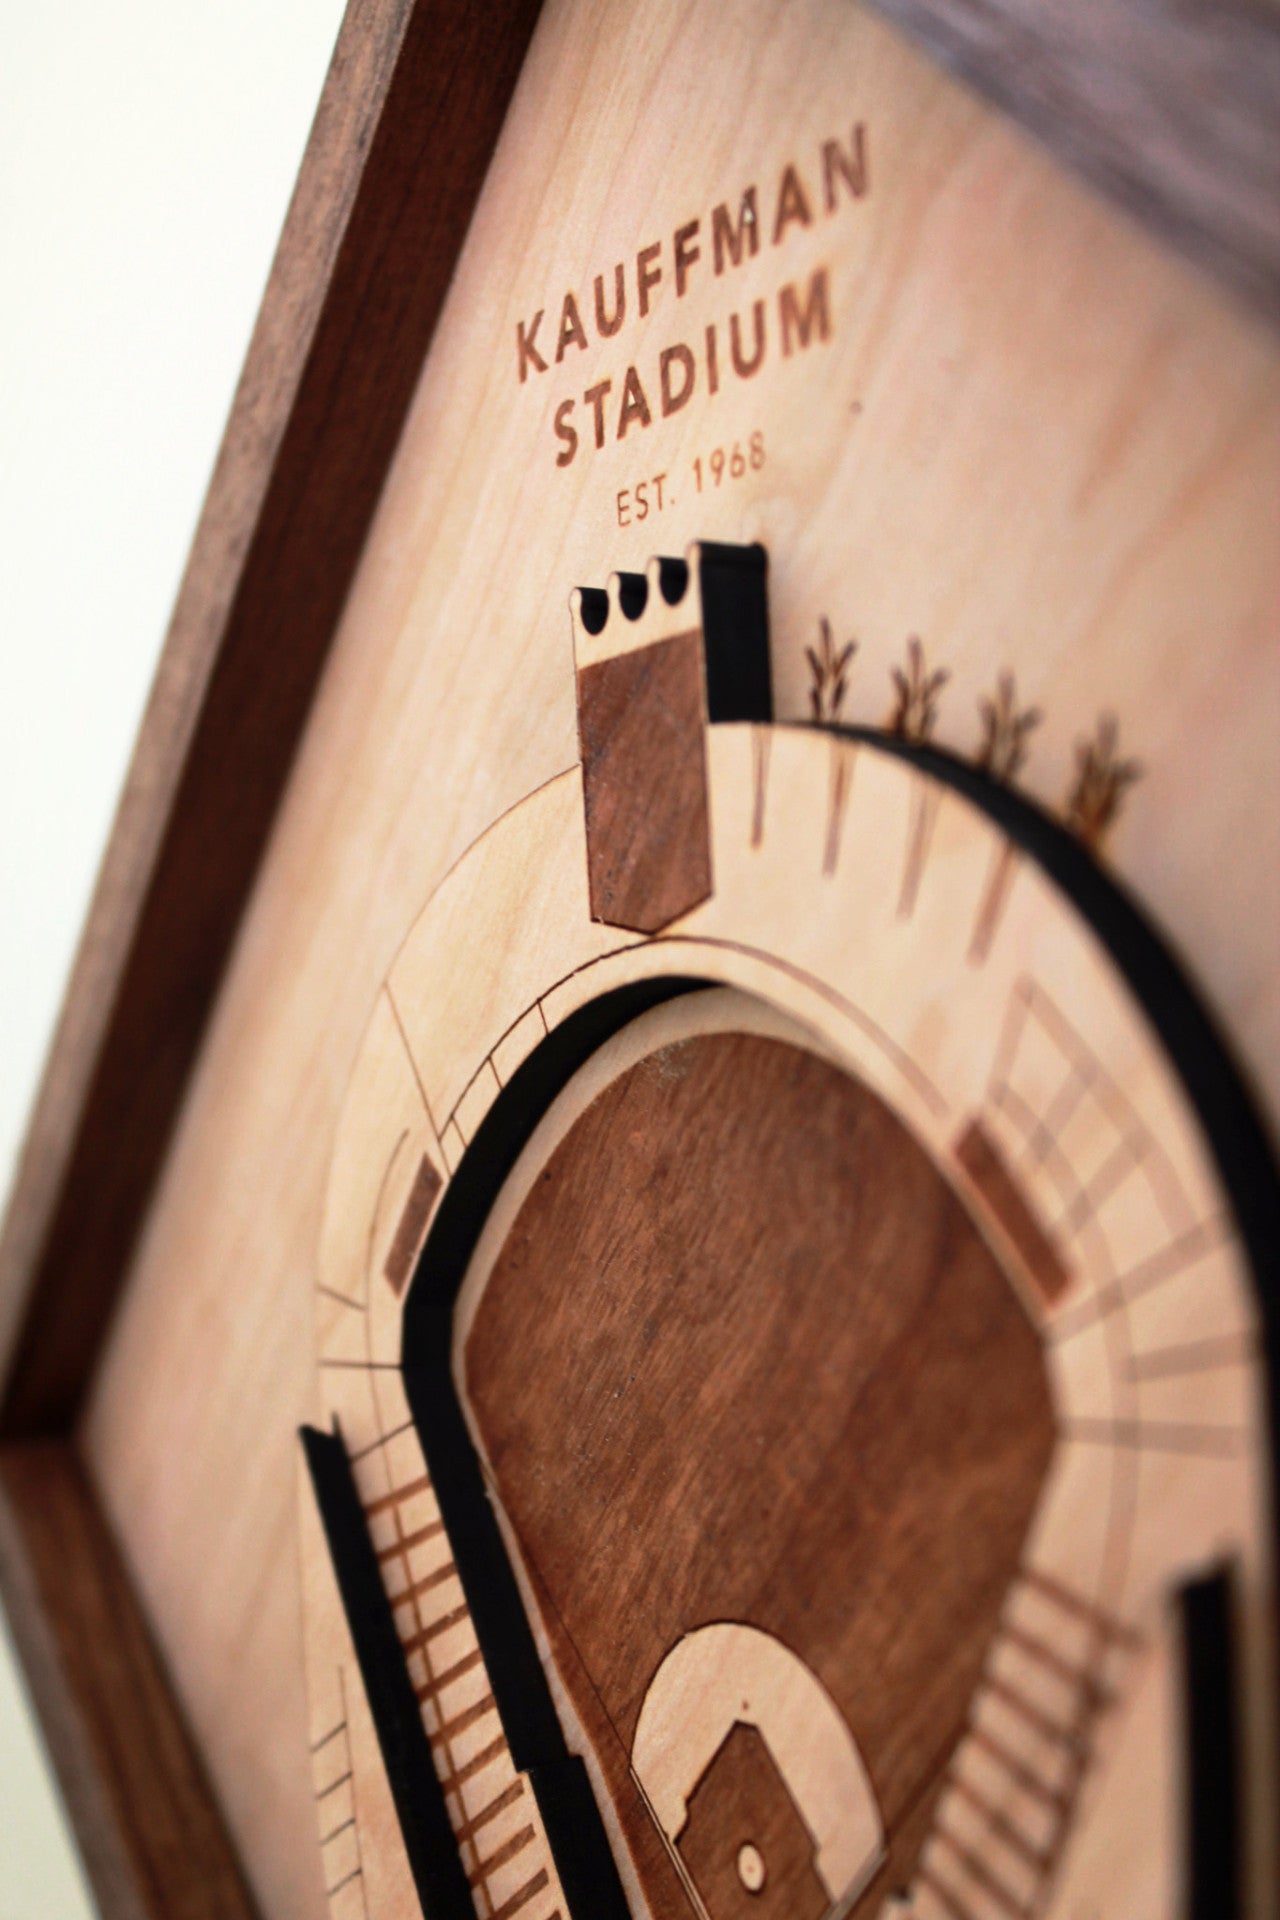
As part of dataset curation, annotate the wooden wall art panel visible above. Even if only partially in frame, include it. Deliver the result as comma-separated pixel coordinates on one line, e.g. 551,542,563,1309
0,2,1277,1918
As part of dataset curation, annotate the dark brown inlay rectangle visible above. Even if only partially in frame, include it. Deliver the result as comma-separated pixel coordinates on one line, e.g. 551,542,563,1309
384,1154,442,1296
955,1120,1071,1306
577,630,711,934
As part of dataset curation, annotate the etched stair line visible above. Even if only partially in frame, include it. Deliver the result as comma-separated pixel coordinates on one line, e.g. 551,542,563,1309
369,1453,567,1920
310,1695,371,1920
898,1570,1144,1918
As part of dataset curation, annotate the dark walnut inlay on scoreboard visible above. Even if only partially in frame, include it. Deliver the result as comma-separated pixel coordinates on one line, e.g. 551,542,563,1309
463,1030,1055,1916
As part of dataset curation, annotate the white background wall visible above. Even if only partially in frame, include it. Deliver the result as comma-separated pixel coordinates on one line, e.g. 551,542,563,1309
0,3,347,1908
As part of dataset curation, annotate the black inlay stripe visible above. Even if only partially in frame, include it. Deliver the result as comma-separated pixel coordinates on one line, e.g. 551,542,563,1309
301,1424,472,1919
1180,1565,1241,1920
403,978,699,1920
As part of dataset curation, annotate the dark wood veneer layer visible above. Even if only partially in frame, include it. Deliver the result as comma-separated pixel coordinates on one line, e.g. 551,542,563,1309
0,1442,257,1919
466,1031,1055,1917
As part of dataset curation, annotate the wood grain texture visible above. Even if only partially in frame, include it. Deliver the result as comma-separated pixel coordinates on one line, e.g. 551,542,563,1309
867,0,1280,322
299,714,1276,1913
679,1723,830,1919
45,1,1276,1911
578,633,712,932
4,0,1274,1425
954,1117,1071,1306
0,1441,256,1920
464,1030,1055,1915
0,0,543,1432
383,1154,443,1298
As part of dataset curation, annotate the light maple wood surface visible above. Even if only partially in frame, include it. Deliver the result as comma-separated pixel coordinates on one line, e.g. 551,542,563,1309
77,2,1278,1915
303,726,1272,1915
